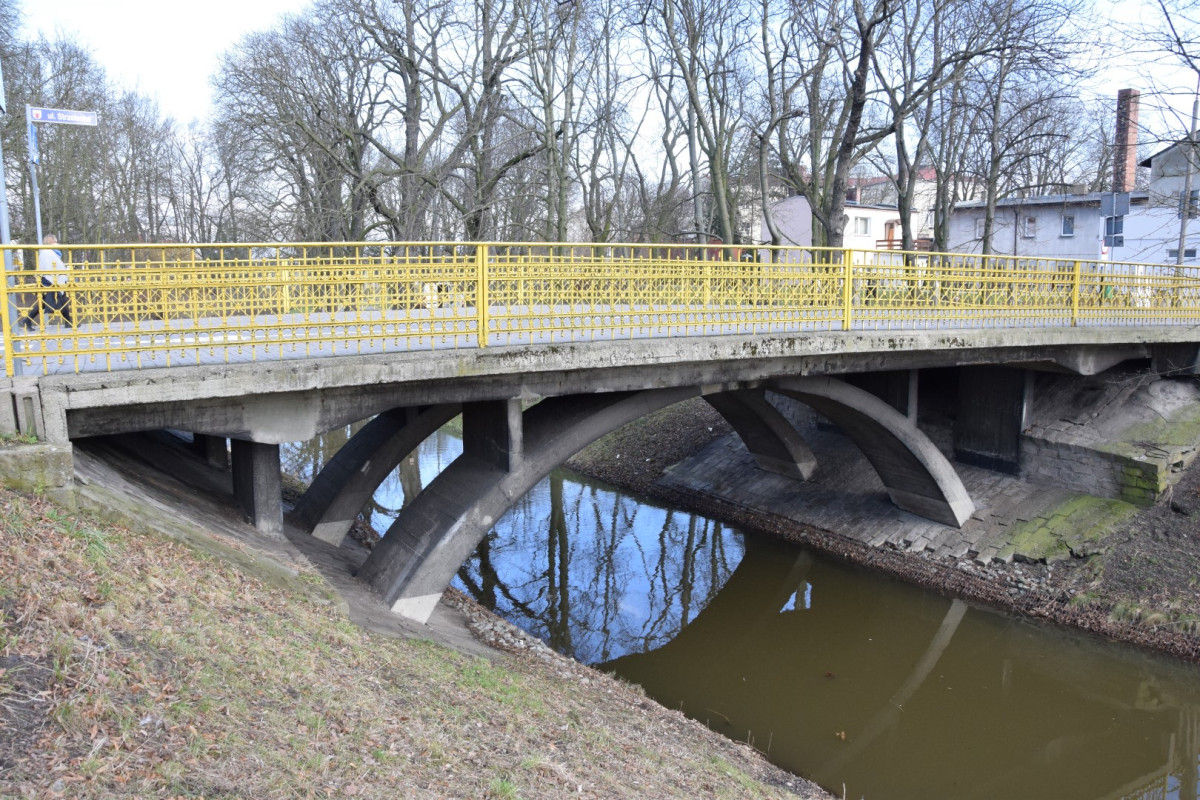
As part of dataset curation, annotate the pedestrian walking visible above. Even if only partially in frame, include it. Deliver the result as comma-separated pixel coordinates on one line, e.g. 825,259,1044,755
24,234,72,328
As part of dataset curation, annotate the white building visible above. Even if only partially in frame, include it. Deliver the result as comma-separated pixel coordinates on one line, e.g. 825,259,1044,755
853,167,982,246
947,193,1149,261
948,185,1200,266
760,195,901,250
947,89,1200,266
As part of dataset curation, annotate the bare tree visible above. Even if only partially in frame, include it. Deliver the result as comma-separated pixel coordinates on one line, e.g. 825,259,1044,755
639,0,757,247
214,3,385,242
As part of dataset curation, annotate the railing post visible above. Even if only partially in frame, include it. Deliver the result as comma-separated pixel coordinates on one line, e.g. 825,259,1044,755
476,243,489,347
1071,260,1081,327
842,248,854,331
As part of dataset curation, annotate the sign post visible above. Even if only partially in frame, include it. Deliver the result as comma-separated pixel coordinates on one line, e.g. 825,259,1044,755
0,62,18,371
26,104,99,247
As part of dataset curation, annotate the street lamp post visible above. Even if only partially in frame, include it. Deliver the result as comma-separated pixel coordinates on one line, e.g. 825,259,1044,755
1178,76,1200,270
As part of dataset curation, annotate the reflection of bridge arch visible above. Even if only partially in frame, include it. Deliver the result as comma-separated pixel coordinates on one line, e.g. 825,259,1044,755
346,377,973,623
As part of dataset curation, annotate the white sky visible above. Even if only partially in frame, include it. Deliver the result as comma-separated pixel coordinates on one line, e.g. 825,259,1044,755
22,0,306,124
20,0,1200,136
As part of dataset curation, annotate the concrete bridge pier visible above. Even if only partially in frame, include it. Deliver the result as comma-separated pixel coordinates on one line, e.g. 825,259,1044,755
846,369,919,423
231,439,283,535
703,390,817,480
775,376,974,528
191,433,229,470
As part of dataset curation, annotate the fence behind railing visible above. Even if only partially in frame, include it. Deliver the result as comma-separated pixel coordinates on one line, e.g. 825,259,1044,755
3,241,1198,376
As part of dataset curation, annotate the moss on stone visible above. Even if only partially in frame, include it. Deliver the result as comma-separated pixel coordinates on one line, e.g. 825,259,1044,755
997,494,1139,563
1115,405,1200,451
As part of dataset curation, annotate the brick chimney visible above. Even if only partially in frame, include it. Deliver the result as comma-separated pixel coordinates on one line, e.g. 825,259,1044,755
1113,88,1140,193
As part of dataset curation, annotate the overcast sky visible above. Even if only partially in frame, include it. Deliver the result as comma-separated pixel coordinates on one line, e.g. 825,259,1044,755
21,0,302,124
20,0,1200,136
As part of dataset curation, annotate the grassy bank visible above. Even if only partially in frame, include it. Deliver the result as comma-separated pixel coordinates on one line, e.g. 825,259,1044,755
0,486,824,799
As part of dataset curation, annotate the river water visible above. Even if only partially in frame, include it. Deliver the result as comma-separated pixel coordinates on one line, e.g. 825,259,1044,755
285,426,1200,800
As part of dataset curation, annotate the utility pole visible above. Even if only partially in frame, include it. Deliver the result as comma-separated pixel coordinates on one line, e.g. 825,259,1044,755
1177,75,1200,270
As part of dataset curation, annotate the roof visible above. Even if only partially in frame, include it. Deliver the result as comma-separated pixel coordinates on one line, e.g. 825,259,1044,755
954,191,1149,211
1138,140,1193,168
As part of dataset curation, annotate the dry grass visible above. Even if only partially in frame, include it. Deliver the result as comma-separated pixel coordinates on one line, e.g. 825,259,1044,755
0,487,825,799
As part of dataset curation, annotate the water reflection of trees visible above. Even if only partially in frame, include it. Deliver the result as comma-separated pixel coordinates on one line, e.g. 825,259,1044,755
455,470,743,665
1119,707,1200,800
285,426,1200,800
285,427,738,665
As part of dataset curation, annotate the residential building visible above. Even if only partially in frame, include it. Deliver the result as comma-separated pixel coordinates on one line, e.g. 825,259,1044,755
948,88,1200,265
759,195,902,251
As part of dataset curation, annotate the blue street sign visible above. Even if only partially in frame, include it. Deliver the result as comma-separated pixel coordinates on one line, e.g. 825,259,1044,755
28,106,98,126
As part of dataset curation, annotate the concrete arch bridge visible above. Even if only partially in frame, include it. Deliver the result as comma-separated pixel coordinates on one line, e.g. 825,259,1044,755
3,240,1198,623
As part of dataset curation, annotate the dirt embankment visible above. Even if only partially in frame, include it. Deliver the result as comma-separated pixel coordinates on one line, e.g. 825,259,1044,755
565,396,1200,664
0,485,828,799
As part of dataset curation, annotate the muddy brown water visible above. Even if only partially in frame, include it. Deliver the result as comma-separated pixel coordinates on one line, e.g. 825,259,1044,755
286,428,1200,800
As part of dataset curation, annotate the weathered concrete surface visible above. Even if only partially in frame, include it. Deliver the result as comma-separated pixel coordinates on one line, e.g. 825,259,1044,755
0,378,18,434
775,377,974,527
703,389,817,479
1021,373,1200,506
231,439,283,534
35,326,1187,446
661,371,1200,566
953,366,1030,475
0,442,76,510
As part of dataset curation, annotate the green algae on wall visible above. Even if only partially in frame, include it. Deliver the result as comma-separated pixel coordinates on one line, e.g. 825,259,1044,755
996,495,1140,564
1095,401,1200,506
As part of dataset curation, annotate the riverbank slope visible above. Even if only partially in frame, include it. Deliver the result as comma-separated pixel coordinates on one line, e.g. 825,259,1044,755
0,473,826,798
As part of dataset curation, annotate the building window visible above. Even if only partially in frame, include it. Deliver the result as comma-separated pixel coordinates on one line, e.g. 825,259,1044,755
1061,214,1074,237
974,218,985,239
853,216,871,236
1104,215,1125,248
1168,248,1197,259
1022,215,1037,238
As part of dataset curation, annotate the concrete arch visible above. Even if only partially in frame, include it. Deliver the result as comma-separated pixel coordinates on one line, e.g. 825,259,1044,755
358,387,703,622
357,379,971,624
291,404,462,545
703,389,817,480
773,376,974,528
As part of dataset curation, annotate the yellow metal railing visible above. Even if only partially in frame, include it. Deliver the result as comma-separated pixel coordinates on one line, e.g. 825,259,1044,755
2,241,1198,376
